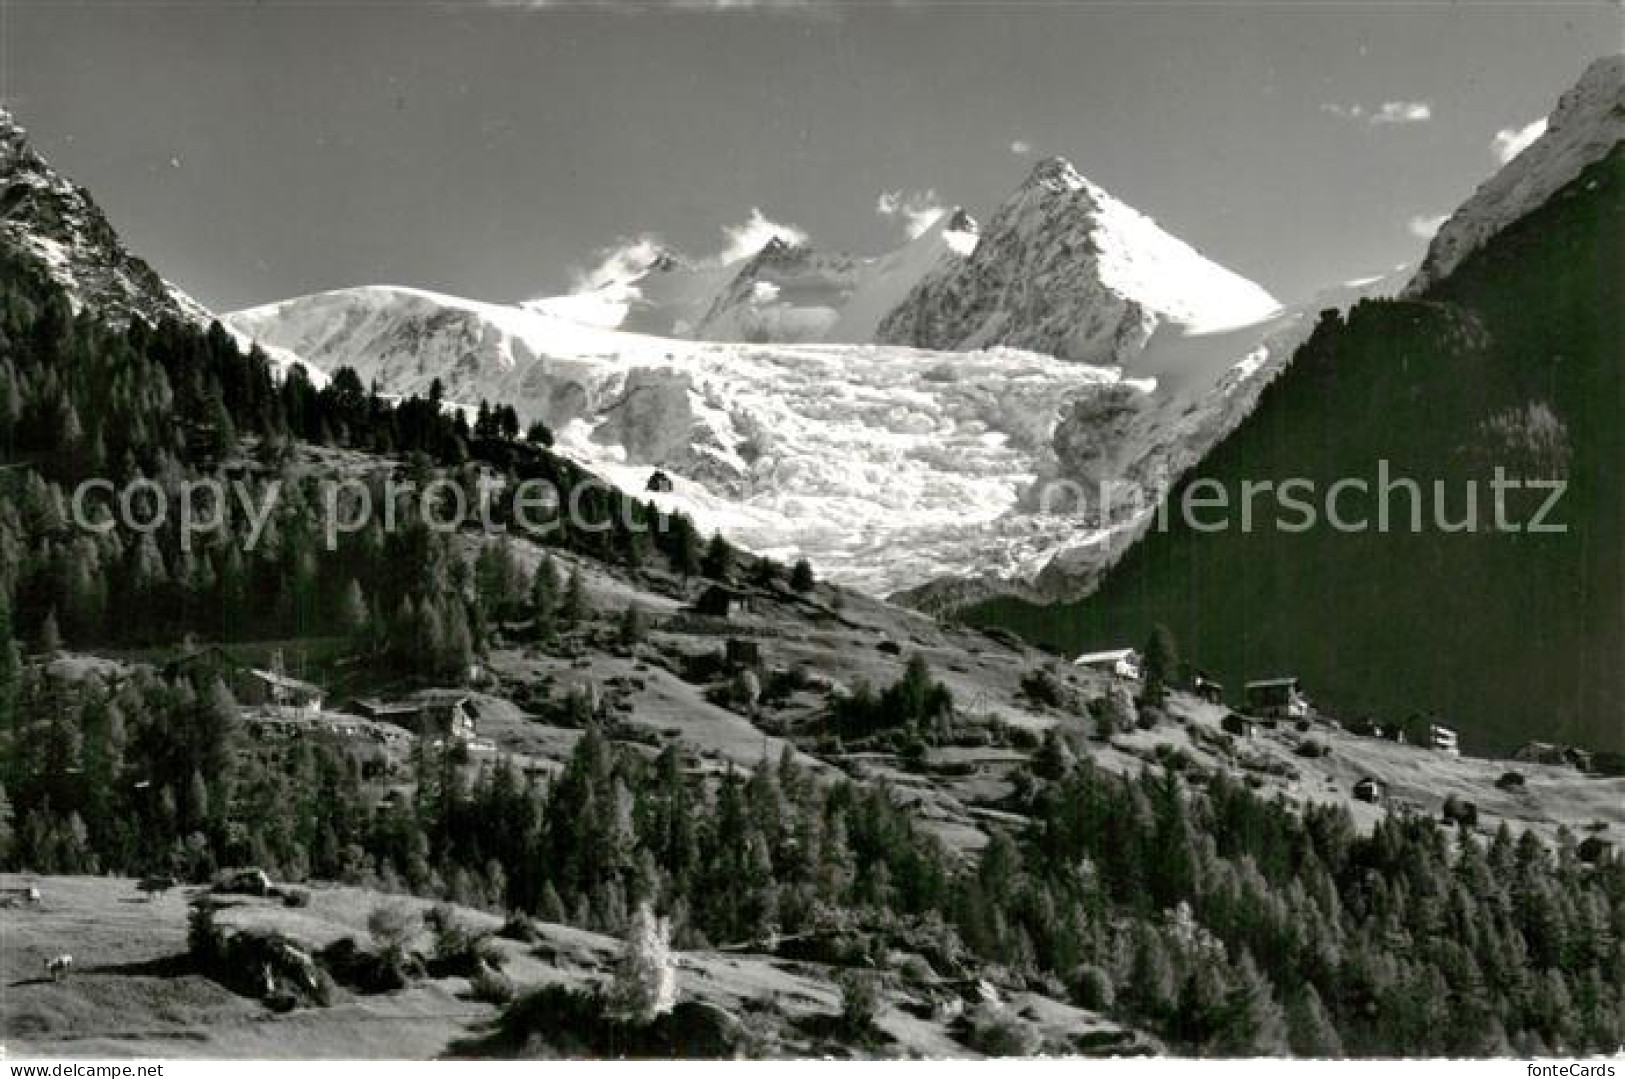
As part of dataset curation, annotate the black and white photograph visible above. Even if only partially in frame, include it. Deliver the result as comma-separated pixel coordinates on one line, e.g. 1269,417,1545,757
0,0,1621,1064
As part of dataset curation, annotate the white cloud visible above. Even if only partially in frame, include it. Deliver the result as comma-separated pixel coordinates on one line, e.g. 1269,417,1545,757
1407,213,1448,240
875,188,947,239
716,208,808,265
1009,139,1032,156
1322,100,1432,126
569,234,666,292
1491,117,1548,164
564,208,807,297
1372,100,1432,124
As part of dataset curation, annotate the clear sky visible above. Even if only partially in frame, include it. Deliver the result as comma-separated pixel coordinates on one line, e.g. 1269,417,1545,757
1,1,1616,312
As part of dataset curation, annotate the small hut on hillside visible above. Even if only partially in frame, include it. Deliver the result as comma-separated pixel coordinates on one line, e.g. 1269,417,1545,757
1244,677,1310,719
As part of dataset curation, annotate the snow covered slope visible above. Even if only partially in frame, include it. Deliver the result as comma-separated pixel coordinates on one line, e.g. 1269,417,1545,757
691,238,866,343
229,285,1137,594
1408,52,1623,294
877,157,1280,365
228,261,1402,600
523,249,737,338
824,209,979,343
526,211,977,347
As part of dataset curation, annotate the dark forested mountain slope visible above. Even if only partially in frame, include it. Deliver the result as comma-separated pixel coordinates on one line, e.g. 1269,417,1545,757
970,148,1625,755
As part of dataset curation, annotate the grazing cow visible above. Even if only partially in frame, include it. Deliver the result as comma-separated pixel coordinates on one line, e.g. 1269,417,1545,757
45,954,72,981
24,886,41,905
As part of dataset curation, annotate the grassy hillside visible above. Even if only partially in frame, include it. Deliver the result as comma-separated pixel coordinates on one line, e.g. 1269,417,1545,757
0,874,1144,1059
970,149,1625,755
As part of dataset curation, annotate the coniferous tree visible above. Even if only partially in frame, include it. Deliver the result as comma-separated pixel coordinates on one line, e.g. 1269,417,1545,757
1142,623,1179,707
37,607,62,656
197,392,237,462
337,578,370,639
619,603,648,647
789,558,816,593
666,515,702,580
1034,727,1077,780
1288,984,1345,1057
701,533,734,583
0,595,17,732
531,554,561,631
561,567,590,626
0,782,13,865
440,601,476,681
611,903,679,1020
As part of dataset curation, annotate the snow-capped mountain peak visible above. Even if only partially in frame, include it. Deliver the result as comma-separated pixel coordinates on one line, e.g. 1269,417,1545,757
528,204,980,346
941,207,980,243
755,235,796,258
1021,154,1091,193
876,156,1280,366
1408,53,1624,294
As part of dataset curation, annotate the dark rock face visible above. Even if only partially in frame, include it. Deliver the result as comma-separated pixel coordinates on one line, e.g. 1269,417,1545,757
0,107,202,326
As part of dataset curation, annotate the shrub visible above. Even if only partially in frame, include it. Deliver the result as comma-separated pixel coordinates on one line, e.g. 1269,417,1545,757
1441,797,1479,829
453,984,742,1060
1020,667,1067,709
963,1002,1042,1056
1091,686,1137,739
469,966,517,1005
429,906,504,977
1069,963,1115,1011
837,969,883,1034
1496,770,1527,791
368,902,419,965
281,888,312,908
896,953,938,984
318,935,416,994
187,895,225,967
1005,726,1040,751
461,983,603,1058
500,913,543,943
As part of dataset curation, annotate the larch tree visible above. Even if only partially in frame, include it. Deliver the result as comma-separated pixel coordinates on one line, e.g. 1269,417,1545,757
609,902,677,1025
